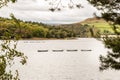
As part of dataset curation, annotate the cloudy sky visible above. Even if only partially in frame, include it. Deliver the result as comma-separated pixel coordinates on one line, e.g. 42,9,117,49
0,0,101,24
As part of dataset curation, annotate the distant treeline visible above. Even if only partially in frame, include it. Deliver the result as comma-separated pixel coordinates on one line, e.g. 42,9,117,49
55,24,100,38
0,17,100,39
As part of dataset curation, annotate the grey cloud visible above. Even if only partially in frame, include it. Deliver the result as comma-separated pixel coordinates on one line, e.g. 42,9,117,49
8,0,49,11
0,0,100,24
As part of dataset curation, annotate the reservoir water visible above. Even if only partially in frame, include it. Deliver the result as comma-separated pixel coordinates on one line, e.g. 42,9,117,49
10,38,120,80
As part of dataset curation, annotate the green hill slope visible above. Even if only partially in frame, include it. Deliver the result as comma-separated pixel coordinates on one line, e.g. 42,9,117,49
79,17,114,34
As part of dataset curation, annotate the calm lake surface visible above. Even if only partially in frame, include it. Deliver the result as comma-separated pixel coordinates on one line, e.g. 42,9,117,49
11,38,120,80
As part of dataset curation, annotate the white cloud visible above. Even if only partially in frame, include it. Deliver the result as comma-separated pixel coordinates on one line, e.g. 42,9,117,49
0,0,101,24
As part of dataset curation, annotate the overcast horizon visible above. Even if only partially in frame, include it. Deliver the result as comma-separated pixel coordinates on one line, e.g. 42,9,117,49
0,0,101,24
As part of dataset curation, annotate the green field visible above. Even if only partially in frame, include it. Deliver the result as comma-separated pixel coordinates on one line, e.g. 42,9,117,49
86,22,114,34
80,17,117,34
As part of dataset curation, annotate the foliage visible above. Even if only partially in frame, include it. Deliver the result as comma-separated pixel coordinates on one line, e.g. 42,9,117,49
0,0,17,8
88,0,120,71
46,0,83,12
0,40,27,80
50,23,100,38
88,0,120,33
100,37,120,70
0,17,49,39
0,15,27,80
0,17,100,39
0,0,27,79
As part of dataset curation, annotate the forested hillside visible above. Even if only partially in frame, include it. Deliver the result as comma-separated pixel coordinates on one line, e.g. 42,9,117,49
0,17,100,39
55,23,100,37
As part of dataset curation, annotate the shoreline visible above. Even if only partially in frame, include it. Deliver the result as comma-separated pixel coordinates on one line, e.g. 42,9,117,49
0,37,97,40
22,37,77,40
0,37,77,40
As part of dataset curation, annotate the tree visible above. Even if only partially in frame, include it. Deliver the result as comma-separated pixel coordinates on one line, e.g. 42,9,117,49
0,1,27,78
0,15,27,80
87,0,120,34
0,0,17,8
99,37,120,70
46,0,83,11
87,0,120,71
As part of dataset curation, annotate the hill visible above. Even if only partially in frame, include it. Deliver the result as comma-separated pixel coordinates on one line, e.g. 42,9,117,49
0,17,81,39
55,22,100,38
1,16,117,39
77,17,114,34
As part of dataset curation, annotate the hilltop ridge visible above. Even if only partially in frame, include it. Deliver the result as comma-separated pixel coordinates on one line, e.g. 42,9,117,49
79,17,106,24
74,17,114,34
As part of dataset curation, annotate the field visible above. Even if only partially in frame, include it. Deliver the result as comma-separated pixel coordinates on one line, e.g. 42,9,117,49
79,17,115,34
